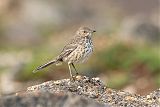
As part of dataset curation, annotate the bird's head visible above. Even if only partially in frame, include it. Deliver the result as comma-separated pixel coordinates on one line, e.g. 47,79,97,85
76,27,96,37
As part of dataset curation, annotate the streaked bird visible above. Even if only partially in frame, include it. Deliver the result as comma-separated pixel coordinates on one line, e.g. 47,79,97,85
33,27,96,77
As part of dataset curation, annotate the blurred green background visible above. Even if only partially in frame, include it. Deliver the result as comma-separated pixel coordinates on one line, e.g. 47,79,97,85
0,0,159,95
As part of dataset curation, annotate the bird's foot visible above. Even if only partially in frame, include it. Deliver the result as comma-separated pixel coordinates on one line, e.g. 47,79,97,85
70,76,76,82
70,75,83,82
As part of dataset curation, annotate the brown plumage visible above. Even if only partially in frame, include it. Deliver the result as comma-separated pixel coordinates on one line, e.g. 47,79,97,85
33,27,96,77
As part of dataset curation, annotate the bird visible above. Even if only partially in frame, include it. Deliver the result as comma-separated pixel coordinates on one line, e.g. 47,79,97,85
33,27,96,77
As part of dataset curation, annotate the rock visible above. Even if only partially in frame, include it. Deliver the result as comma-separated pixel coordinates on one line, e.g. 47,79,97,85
1,92,108,107
0,75,160,107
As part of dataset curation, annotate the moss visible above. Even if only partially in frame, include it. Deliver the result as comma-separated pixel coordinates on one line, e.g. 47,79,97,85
155,74,160,87
17,47,57,81
96,43,160,73
107,71,130,88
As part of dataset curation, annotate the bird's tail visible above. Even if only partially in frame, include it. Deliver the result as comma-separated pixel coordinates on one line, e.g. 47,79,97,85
33,59,59,73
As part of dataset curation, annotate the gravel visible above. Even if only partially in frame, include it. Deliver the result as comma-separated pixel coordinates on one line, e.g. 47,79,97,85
26,75,160,107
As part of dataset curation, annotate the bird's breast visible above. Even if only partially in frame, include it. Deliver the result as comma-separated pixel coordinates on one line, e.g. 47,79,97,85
63,38,93,63
84,40,93,56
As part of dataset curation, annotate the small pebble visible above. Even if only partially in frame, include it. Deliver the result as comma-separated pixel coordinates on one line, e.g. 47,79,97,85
75,75,83,80
54,80,61,85
147,95,151,99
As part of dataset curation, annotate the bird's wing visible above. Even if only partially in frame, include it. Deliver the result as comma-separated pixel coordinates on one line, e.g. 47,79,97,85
33,43,78,73
57,35,81,60
57,43,78,60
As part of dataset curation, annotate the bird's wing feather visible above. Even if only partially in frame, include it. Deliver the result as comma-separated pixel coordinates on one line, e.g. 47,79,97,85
33,44,78,73
57,35,81,60
57,43,78,60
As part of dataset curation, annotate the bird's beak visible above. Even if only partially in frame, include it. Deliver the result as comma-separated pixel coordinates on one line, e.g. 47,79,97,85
92,30,96,33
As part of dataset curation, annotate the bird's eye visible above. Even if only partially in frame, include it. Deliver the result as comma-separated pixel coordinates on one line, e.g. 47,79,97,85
83,31,87,33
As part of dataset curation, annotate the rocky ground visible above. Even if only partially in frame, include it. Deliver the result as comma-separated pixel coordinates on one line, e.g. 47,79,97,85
0,75,160,107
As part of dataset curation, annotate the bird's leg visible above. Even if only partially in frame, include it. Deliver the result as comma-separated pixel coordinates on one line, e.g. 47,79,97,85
68,63,73,77
71,63,79,75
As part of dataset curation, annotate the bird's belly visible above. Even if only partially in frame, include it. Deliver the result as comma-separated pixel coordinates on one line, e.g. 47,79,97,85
75,44,93,63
